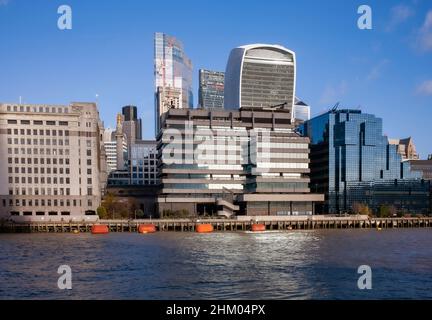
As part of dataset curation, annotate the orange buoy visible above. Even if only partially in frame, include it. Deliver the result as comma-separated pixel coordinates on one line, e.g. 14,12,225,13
251,223,266,232
138,224,156,234
91,225,109,234
196,224,214,233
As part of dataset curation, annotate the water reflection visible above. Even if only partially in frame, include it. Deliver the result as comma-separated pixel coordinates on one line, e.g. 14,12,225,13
0,230,431,299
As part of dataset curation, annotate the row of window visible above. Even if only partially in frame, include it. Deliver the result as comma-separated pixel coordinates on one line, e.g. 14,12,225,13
11,211,71,216
3,198,92,208
8,187,93,196
7,148,71,156
7,147,91,157
8,187,71,196
7,137,70,146
8,157,71,165
8,176,72,185
8,176,93,185
8,167,91,175
6,105,69,114
7,128,69,135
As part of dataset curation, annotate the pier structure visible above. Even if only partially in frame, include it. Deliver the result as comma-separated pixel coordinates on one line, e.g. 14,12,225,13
1,216,432,233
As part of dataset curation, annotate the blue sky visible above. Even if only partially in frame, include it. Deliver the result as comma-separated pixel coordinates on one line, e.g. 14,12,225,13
0,0,431,157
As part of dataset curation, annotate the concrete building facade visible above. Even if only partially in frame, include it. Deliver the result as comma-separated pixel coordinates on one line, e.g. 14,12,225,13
156,108,324,217
0,102,107,221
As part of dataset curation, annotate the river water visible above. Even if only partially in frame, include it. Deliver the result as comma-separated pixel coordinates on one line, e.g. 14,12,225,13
0,229,431,299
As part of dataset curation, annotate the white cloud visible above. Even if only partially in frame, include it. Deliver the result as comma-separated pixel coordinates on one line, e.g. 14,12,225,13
320,81,348,105
386,5,415,31
416,10,432,52
416,80,432,95
367,59,390,81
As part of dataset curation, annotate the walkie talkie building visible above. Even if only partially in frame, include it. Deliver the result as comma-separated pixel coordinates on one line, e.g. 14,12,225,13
224,44,296,115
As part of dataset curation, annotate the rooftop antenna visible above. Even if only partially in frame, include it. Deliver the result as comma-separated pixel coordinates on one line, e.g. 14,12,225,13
331,102,340,112
19,96,22,105
266,101,288,110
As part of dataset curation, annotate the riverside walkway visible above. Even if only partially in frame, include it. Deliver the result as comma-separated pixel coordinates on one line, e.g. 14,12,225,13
1,216,432,233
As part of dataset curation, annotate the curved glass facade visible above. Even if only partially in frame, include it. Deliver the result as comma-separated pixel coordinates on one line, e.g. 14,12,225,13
224,44,296,113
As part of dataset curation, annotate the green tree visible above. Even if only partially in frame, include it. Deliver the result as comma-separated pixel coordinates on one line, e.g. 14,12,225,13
379,205,391,218
352,202,372,217
101,192,117,219
135,209,145,219
97,206,108,219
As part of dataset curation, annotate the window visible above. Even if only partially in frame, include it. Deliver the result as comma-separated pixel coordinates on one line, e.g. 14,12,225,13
34,120,43,125
7,120,17,124
46,121,55,125
21,120,30,125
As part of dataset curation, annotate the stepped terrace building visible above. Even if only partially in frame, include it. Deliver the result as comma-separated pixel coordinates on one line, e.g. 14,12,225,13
156,108,324,217
0,102,107,221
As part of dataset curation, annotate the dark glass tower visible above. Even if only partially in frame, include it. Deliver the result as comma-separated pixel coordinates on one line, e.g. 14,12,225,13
198,69,224,109
301,109,429,214
122,105,142,144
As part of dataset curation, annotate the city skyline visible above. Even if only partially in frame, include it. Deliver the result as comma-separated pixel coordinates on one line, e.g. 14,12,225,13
0,0,431,158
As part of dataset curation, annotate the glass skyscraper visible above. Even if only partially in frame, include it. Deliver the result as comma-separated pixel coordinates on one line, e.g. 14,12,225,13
301,109,430,214
154,32,193,136
198,69,224,109
122,105,142,146
293,97,311,122
224,44,296,114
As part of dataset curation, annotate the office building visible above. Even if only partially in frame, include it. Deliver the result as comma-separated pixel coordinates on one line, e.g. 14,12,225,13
302,109,429,214
198,69,224,109
409,159,432,180
122,105,142,146
129,140,158,186
154,32,193,135
156,86,182,135
157,108,324,217
293,97,311,123
0,102,107,221
102,115,127,173
224,44,296,114
388,137,419,160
